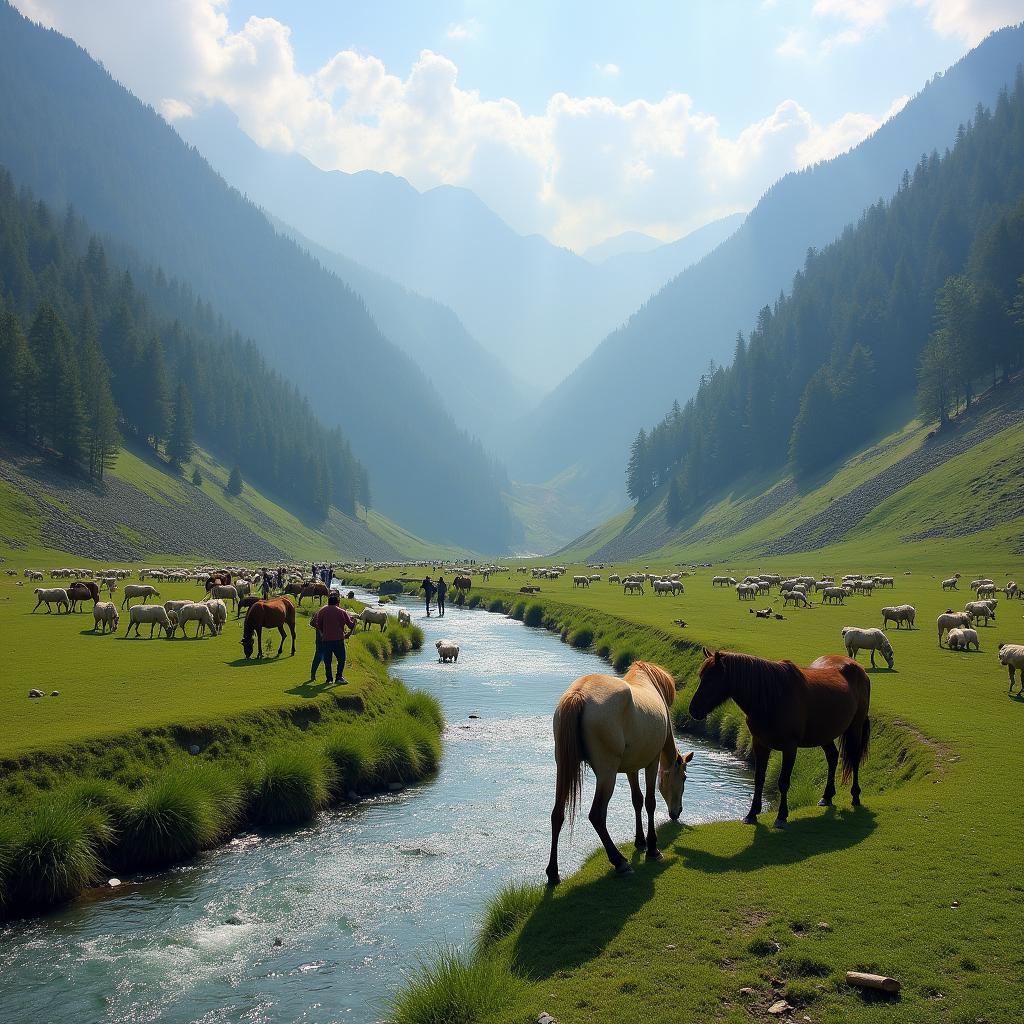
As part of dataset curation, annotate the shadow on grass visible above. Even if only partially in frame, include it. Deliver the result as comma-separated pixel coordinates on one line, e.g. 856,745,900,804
286,679,342,699
676,805,876,875
512,845,675,977
226,651,296,667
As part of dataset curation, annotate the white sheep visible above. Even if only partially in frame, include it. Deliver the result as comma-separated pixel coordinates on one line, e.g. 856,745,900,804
608,574,621,583
435,639,460,663
572,575,590,588
360,606,389,632
841,626,894,668
209,584,238,609
397,608,411,627
941,577,959,591
653,579,676,596
998,643,1024,694
32,587,70,614
206,598,228,635
783,590,809,608
121,584,160,609
822,586,846,605
881,605,916,630
964,601,996,626
92,601,119,633
126,604,176,638
975,582,997,597
937,611,972,645
173,602,217,637
946,627,979,651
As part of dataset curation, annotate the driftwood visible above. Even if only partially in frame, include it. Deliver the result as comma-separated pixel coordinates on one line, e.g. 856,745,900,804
846,971,901,994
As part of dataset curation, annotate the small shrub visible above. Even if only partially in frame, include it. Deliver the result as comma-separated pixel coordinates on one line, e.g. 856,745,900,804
120,770,221,866
477,882,543,950
246,748,332,828
524,603,544,627
467,594,484,609
404,690,445,732
7,799,108,907
367,718,421,784
191,467,202,486
596,637,612,658
568,627,594,649
387,946,519,1024
324,730,373,791
509,601,526,621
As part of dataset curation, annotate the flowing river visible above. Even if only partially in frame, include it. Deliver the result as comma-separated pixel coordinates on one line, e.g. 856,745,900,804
0,590,752,1024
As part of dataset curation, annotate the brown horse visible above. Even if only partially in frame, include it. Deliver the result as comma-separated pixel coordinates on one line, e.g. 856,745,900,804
67,580,100,611
240,598,296,659
689,649,870,829
453,575,472,593
546,660,693,886
297,582,330,606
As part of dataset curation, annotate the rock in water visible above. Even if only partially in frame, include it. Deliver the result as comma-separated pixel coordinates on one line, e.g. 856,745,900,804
225,913,244,926
388,782,404,792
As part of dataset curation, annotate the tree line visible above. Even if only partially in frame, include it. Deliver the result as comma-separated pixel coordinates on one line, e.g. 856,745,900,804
627,71,1024,516
0,170,368,517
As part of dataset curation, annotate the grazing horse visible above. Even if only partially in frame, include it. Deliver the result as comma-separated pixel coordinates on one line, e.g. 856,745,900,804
240,598,296,659
689,648,870,829
546,660,693,886
453,575,472,593
297,582,330,606
236,594,260,618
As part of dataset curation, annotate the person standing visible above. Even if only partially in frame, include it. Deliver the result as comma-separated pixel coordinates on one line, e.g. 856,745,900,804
310,592,358,684
421,575,436,616
260,570,271,600
436,576,448,617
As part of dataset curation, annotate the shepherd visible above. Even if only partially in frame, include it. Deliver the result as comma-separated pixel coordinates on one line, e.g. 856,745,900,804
545,660,693,886
240,597,297,659
689,648,870,829
420,575,436,616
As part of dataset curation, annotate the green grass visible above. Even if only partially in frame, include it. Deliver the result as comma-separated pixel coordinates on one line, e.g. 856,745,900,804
245,746,333,828
367,542,1024,1024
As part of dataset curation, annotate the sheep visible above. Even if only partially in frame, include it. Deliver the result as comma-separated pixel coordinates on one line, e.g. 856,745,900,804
965,600,996,626
783,590,809,608
435,639,460,663
822,586,846,605
397,607,411,627
937,611,972,645
209,584,238,609
1003,581,1019,599
608,574,621,583
360,606,389,632
32,587,70,613
121,584,160,609
589,574,601,582
941,577,959,591
623,580,644,595
736,583,758,601
841,626,894,669
975,582,997,598
26,569,43,580
881,604,916,630
946,627,980,651
998,643,1024,694
878,576,895,588
969,578,993,590
206,599,228,635
670,580,685,595
572,575,590,588
653,579,676,596
234,579,252,598
126,604,176,638
92,601,119,634
711,576,735,587
172,602,217,638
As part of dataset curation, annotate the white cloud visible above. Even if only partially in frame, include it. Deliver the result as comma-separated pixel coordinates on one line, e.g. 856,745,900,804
12,0,927,250
595,62,620,77
445,17,480,41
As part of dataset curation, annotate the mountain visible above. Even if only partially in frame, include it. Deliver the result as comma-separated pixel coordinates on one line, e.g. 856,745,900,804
270,217,530,449
174,105,742,389
511,23,1024,518
0,1,519,552
583,231,664,263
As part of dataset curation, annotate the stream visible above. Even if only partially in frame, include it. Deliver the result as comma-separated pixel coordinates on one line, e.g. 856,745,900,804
0,589,752,1023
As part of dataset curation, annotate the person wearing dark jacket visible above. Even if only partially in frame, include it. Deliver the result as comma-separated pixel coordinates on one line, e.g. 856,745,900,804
421,575,436,616
436,576,448,617
310,593,358,684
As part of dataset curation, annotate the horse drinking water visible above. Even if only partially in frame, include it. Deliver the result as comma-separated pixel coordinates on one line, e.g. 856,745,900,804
689,648,870,829
546,660,693,886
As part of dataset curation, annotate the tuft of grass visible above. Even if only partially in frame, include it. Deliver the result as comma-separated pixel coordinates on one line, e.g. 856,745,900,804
246,747,333,828
119,770,222,866
367,717,422,784
404,690,445,732
477,882,543,951
612,647,637,673
568,627,594,649
324,729,373,792
387,946,520,1024
487,599,507,614
6,799,108,908
407,624,425,650
523,603,544,627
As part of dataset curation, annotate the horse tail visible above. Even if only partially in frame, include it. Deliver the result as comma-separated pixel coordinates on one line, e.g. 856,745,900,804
839,665,870,783
553,687,587,829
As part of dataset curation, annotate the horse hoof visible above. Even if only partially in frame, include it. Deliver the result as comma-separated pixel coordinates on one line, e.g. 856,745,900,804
742,813,758,825
546,873,561,887
818,797,833,807
646,849,663,862
615,862,634,876
634,840,647,852
773,819,788,830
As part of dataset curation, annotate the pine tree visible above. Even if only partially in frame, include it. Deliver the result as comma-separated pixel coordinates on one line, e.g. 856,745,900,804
167,380,194,466
665,475,685,523
933,275,978,410
789,368,836,474
917,331,955,426
226,464,243,496
0,308,36,437
135,336,170,446
191,467,203,486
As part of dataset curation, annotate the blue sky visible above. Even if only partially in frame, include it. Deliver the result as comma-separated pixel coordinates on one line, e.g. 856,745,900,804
17,1,1024,249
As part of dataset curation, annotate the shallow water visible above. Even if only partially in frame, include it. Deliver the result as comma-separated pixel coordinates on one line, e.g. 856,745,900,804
0,590,752,1024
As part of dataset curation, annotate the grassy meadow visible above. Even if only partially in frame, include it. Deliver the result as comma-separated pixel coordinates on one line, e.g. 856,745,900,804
363,547,1024,1024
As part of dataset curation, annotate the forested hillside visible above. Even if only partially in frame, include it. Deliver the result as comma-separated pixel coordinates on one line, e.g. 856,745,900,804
512,23,1024,513
0,171,372,521
0,2,520,552
625,73,1024,516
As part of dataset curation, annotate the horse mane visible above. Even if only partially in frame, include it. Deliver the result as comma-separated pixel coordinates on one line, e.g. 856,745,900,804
716,651,802,717
629,660,676,711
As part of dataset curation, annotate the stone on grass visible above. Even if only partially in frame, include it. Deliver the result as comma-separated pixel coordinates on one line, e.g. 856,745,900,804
767,999,793,1015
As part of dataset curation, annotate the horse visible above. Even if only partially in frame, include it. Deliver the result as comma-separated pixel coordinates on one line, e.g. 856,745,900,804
297,582,330,606
689,648,870,829
240,598,296,659
204,571,232,592
236,594,260,618
453,575,472,593
545,660,693,886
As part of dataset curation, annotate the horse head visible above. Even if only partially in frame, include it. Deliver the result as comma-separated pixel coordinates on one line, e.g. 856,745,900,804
689,647,729,719
659,750,694,820
240,633,254,659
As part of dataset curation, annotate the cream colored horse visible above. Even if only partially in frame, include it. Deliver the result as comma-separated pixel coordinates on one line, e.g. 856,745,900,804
545,660,693,885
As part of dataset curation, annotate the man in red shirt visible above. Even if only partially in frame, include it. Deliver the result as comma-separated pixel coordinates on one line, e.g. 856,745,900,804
310,592,358,684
